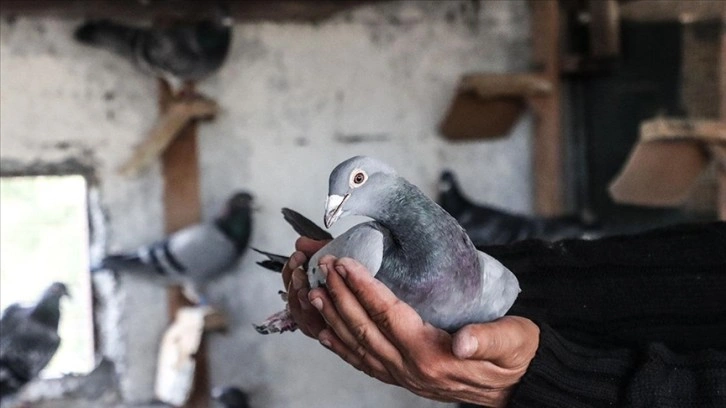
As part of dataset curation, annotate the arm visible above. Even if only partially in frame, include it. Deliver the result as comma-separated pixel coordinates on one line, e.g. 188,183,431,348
508,323,726,408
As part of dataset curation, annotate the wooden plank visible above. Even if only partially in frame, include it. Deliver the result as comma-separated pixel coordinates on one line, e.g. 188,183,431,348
119,97,218,177
158,79,209,408
639,118,726,144
529,0,563,216
589,0,620,59
720,7,726,220
0,0,387,21
460,73,553,98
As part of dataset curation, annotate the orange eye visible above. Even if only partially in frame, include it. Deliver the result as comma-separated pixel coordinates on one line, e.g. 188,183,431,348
353,172,365,184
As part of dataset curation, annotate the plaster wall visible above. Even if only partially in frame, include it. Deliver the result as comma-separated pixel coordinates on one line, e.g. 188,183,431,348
0,1,533,407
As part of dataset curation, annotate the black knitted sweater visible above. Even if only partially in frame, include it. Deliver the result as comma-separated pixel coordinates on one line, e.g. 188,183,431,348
468,221,726,408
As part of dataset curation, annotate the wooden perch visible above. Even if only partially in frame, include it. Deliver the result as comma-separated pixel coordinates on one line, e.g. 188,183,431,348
459,73,553,99
440,74,553,141
609,118,726,208
118,97,218,177
640,118,726,144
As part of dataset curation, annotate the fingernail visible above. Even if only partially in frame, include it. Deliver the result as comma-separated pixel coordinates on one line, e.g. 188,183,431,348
310,296,323,311
289,252,305,270
456,335,478,359
319,331,332,348
335,265,347,278
318,263,328,277
292,272,304,290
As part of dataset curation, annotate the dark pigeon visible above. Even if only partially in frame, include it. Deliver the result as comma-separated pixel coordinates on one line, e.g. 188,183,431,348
255,156,520,334
73,5,232,94
212,385,251,408
0,282,70,399
95,191,254,304
438,170,600,246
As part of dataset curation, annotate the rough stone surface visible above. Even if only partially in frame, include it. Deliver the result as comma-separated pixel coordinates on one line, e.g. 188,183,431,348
0,1,532,407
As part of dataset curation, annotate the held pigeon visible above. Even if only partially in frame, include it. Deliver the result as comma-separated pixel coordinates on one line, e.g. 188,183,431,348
255,156,520,334
438,170,600,246
0,282,70,399
95,191,254,304
73,5,232,94
212,385,251,408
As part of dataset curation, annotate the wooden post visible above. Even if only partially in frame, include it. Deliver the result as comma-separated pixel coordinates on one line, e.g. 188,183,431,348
159,79,210,408
719,4,726,220
529,0,564,216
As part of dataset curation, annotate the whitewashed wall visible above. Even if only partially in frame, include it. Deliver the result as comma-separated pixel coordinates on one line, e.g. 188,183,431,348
0,1,532,407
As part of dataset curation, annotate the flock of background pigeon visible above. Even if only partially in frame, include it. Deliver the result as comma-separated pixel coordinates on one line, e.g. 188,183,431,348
0,5,603,407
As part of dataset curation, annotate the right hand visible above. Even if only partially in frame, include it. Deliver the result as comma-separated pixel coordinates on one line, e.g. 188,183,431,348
282,236,329,338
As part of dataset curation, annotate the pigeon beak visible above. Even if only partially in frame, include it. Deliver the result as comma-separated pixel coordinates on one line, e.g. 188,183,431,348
324,194,349,228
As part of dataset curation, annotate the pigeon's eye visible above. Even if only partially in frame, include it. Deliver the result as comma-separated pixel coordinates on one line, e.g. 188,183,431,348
349,170,368,188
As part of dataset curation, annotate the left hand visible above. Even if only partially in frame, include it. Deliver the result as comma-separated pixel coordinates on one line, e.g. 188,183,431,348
307,255,539,407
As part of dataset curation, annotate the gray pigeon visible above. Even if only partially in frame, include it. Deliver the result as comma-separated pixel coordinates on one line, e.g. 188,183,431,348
255,156,520,334
0,282,70,399
212,385,251,408
73,5,232,94
438,170,601,245
96,191,254,303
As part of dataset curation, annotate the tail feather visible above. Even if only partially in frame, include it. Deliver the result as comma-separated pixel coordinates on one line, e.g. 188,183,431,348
281,208,332,241
74,20,141,59
94,253,143,273
251,248,287,273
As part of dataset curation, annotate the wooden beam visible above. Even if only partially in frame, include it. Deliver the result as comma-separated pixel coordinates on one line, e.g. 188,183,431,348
159,80,209,408
460,73,553,98
639,118,726,144
119,97,218,178
0,0,387,21
529,0,564,216
719,6,726,220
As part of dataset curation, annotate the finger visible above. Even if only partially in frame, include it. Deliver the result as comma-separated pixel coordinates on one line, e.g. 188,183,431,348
282,251,307,290
308,284,370,360
288,267,325,338
451,316,539,368
320,258,404,365
317,328,397,385
295,236,328,257
332,258,429,350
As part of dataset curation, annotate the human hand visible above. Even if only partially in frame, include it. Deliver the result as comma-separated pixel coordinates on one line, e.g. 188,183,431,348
307,256,539,407
282,236,329,338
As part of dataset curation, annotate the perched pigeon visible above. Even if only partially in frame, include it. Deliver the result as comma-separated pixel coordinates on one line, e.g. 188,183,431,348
0,282,70,399
96,191,254,303
212,385,251,408
73,5,232,94
255,156,520,334
438,170,600,246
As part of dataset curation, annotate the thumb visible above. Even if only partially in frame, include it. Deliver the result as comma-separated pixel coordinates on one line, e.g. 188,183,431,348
451,316,539,367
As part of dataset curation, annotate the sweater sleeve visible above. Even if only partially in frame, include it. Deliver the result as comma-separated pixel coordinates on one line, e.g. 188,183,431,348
507,323,726,408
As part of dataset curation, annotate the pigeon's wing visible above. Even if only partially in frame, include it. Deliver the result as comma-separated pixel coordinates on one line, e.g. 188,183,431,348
0,304,27,336
165,223,239,283
307,222,389,288
281,208,333,241
0,319,61,385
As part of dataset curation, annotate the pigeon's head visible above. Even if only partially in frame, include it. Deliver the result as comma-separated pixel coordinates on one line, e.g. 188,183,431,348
224,191,255,213
44,282,71,300
324,156,397,228
212,385,250,408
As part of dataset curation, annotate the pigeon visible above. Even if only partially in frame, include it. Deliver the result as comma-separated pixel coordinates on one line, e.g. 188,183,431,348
95,191,254,303
255,156,520,334
0,282,70,399
212,385,251,408
73,5,232,94
438,170,600,246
